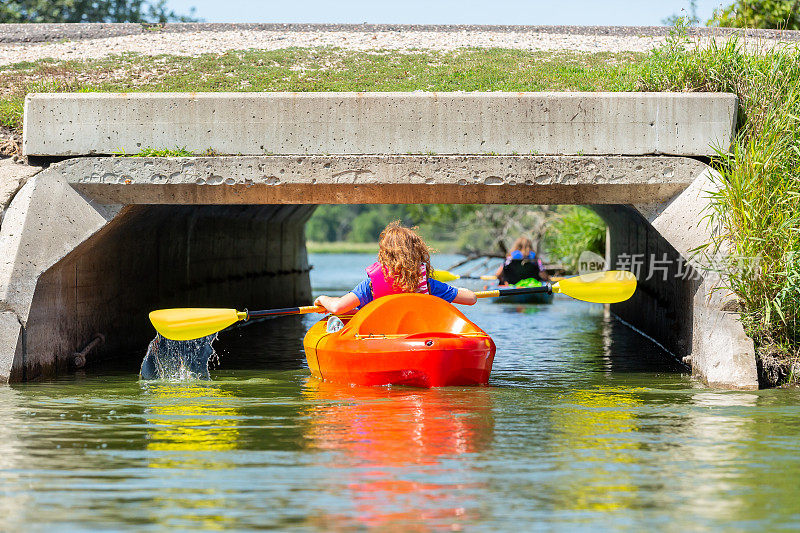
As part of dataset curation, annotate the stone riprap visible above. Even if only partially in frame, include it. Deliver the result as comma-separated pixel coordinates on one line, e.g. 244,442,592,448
23,92,737,157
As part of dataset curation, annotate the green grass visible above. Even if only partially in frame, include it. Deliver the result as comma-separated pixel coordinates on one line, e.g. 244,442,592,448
0,47,644,132
120,146,195,157
306,241,379,254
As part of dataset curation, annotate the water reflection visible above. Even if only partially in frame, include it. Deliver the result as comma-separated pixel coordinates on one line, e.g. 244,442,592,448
550,386,644,513
680,391,759,524
143,382,240,463
302,379,494,530
141,382,241,529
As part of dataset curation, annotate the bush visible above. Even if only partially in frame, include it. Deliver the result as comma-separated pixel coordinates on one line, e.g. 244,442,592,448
546,207,606,271
708,0,800,30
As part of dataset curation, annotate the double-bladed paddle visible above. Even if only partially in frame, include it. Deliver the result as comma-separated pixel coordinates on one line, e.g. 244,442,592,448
149,270,636,341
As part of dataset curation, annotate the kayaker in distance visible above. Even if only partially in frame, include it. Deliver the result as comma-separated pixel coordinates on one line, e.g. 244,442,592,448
494,237,551,285
314,221,478,314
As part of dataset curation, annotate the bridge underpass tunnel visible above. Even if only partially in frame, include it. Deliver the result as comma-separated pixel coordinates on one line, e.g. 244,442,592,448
5,91,756,388
21,205,314,380
18,201,693,382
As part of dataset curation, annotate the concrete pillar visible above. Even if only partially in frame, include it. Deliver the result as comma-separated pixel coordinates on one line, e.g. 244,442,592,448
0,167,122,382
595,168,758,389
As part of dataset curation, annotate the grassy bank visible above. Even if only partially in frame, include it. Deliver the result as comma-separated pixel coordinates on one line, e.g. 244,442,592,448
306,241,378,254
0,47,643,134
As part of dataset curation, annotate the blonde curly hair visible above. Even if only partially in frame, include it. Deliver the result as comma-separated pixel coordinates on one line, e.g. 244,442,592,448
377,221,432,293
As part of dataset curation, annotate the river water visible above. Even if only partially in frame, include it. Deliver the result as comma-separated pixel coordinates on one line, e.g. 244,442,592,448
2,253,800,531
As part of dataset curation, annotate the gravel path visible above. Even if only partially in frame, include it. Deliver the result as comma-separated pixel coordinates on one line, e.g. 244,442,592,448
1,24,798,66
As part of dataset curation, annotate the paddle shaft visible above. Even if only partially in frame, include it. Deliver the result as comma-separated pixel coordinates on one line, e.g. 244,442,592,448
251,287,551,317
247,305,324,319
475,285,552,299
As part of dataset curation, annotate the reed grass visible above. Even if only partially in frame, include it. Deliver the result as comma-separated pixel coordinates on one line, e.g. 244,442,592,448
637,24,800,383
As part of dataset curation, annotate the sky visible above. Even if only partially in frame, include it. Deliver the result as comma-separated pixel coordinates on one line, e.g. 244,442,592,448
166,0,728,26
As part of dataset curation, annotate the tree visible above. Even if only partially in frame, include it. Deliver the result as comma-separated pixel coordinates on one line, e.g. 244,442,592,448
0,0,199,23
707,0,800,29
543,207,606,271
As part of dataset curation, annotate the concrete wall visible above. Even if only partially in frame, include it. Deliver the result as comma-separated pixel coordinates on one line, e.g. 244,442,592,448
594,204,696,358
23,92,737,157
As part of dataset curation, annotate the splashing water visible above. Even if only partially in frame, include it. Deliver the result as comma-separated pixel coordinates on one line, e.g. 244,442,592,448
139,334,219,381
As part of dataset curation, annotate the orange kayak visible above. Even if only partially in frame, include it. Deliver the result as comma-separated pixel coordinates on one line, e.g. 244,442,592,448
303,293,495,388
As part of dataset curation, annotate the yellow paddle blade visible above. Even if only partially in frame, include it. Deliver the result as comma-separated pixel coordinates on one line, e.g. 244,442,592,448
431,269,461,282
149,308,246,341
553,270,637,304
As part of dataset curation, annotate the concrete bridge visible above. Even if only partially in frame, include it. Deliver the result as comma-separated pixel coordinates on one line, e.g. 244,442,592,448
0,92,757,388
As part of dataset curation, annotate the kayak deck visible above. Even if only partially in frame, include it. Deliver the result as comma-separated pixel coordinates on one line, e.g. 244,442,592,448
304,293,495,388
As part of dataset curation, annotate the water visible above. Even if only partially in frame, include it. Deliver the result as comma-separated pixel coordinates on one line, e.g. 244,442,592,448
140,335,217,380
3,253,800,531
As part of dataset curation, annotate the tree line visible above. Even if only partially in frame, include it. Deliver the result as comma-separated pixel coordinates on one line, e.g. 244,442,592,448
306,204,606,270
0,1,199,23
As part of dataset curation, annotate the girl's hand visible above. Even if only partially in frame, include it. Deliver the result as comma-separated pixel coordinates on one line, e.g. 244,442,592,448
314,296,330,312
453,287,478,305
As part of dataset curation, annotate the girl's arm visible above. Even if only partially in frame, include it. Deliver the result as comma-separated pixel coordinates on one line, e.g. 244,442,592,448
452,287,477,305
314,292,360,314
538,260,550,281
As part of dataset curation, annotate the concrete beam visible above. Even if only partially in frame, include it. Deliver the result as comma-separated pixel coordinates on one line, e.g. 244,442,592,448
65,155,707,205
23,92,737,157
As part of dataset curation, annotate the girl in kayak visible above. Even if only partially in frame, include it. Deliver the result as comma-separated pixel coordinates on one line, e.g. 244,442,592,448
314,221,478,314
494,236,550,285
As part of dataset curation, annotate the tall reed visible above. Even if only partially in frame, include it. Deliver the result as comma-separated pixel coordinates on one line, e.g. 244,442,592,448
637,27,800,382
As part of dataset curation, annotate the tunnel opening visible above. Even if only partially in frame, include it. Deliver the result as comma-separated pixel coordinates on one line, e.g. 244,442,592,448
17,200,695,381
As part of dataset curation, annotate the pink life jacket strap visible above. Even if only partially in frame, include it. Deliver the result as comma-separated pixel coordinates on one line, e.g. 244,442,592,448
366,261,429,299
